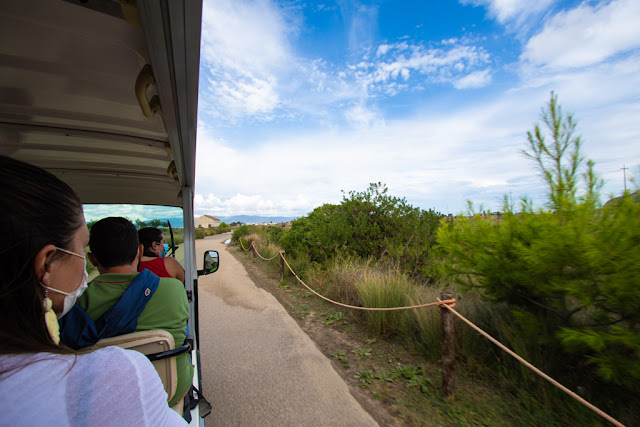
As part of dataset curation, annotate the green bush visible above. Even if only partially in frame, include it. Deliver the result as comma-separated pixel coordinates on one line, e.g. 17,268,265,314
437,93,640,392
194,226,231,240
232,224,258,242
265,225,286,245
280,183,442,281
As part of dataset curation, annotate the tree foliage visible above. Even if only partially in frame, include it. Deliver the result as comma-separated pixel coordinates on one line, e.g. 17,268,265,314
437,92,640,388
280,183,443,280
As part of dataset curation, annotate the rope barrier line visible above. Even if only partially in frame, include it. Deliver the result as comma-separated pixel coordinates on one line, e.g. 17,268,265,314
279,251,454,311
438,299,625,427
249,242,280,261
239,239,250,251
241,239,624,426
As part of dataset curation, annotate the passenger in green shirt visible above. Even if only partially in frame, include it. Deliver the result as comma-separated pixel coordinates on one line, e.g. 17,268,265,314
79,217,193,407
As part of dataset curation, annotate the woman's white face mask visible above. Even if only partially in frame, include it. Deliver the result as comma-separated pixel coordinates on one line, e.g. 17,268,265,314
41,247,89,318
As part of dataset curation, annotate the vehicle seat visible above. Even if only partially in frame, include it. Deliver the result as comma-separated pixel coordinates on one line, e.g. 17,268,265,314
92,330,178,405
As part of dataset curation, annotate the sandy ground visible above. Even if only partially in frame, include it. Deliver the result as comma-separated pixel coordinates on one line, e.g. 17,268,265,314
196,233,378,426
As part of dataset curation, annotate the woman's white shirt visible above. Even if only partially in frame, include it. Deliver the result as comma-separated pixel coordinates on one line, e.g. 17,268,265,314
0,346,187,426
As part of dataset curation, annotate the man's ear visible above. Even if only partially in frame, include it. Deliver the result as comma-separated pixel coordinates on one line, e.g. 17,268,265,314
87,253,98,268
34,244,56,287
137,244,144,260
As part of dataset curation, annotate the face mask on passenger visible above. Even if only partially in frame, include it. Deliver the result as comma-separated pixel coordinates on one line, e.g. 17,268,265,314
158,242,169,258
40,247,89,318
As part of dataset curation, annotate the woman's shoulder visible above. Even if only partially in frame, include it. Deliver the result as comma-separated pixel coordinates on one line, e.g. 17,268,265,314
163,256,184,270
77,346,173,392
68,347,183,425
70,347,185,425
79,345,151,369
1,348,183,425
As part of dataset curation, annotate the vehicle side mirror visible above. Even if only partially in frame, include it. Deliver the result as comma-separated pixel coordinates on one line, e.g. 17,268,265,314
198,250,219,276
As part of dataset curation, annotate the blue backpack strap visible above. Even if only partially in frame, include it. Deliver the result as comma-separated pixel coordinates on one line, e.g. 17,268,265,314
59,304,99,349
96,269,160,339
59,270,160,349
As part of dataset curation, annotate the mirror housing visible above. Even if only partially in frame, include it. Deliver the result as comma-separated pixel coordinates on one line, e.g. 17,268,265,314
197,250,219,276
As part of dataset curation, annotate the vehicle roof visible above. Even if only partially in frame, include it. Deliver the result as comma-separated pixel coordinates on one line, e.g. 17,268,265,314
0,0,202,207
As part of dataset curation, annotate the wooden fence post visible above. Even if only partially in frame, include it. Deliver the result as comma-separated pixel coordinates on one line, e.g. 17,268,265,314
440,291,455,399
250,240,256,258
280,250,285,281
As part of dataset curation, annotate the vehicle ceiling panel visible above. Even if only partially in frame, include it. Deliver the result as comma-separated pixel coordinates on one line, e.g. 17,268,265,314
0,0,197,207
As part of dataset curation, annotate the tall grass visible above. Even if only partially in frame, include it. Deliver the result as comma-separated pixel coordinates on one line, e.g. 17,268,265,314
356,270,414,335
257,242,280,261
306,256,370,306
408,285,445,360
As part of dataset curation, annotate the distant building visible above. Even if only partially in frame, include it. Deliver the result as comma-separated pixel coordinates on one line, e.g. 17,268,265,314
195,214,221,228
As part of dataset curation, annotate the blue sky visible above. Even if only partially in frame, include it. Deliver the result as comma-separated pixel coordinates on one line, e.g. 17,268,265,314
191,0,640,218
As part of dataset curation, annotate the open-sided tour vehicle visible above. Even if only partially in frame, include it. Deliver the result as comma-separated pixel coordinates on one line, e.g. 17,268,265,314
1,0,214,423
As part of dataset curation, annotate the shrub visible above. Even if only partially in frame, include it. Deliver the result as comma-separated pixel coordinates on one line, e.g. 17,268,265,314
437,92,640,391
265,225,286,245
280,183,443,282
232,224,258,242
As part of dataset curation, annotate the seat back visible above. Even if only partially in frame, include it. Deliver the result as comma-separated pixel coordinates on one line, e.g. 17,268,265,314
93,330,177,402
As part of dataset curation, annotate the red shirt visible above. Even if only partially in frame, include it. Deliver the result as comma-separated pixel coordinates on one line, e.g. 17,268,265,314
138,257,171,278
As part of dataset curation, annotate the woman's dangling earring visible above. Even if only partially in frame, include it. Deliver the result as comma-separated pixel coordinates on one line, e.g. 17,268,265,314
43,289,60,345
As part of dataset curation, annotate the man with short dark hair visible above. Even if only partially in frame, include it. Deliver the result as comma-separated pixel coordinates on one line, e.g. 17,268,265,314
71,217,192,407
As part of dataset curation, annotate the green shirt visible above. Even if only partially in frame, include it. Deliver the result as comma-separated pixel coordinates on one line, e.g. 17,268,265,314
77,272,193,406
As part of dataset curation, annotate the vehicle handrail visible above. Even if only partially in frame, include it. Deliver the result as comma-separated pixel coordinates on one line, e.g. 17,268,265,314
146,341,192,362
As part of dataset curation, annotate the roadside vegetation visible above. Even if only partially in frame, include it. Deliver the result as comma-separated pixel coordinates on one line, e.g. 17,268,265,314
231,93,639,426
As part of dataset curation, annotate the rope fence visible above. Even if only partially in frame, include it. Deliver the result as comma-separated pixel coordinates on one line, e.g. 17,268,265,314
438,299,624,427
281,253,455,311
239,239,625,427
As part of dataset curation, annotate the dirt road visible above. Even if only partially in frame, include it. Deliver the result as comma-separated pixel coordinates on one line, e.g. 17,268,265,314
196,233,377,426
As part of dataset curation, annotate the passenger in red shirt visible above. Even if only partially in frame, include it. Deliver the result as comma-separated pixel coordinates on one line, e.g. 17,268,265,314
137,227,185,285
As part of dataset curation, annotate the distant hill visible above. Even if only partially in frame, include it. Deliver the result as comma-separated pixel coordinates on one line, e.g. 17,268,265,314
218,215,297,224
121,215,297,229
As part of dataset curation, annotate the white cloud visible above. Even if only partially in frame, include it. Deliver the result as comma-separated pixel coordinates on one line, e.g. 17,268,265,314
195,92,542,216
344,104,385,129
376,44,392,56
192,0,640,217
354,41,491,93
194,193,315,217
201,0,292,71
198,1,494,129
521,0,640,69
199,0,295,120
461,0,555,24
208,76,279,118
195,56,640,217
83,205,183,222
453,68,492,89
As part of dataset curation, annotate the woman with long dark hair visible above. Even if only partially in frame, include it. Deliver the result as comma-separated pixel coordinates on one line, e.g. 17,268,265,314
138,227,186,284
0,155,186,425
